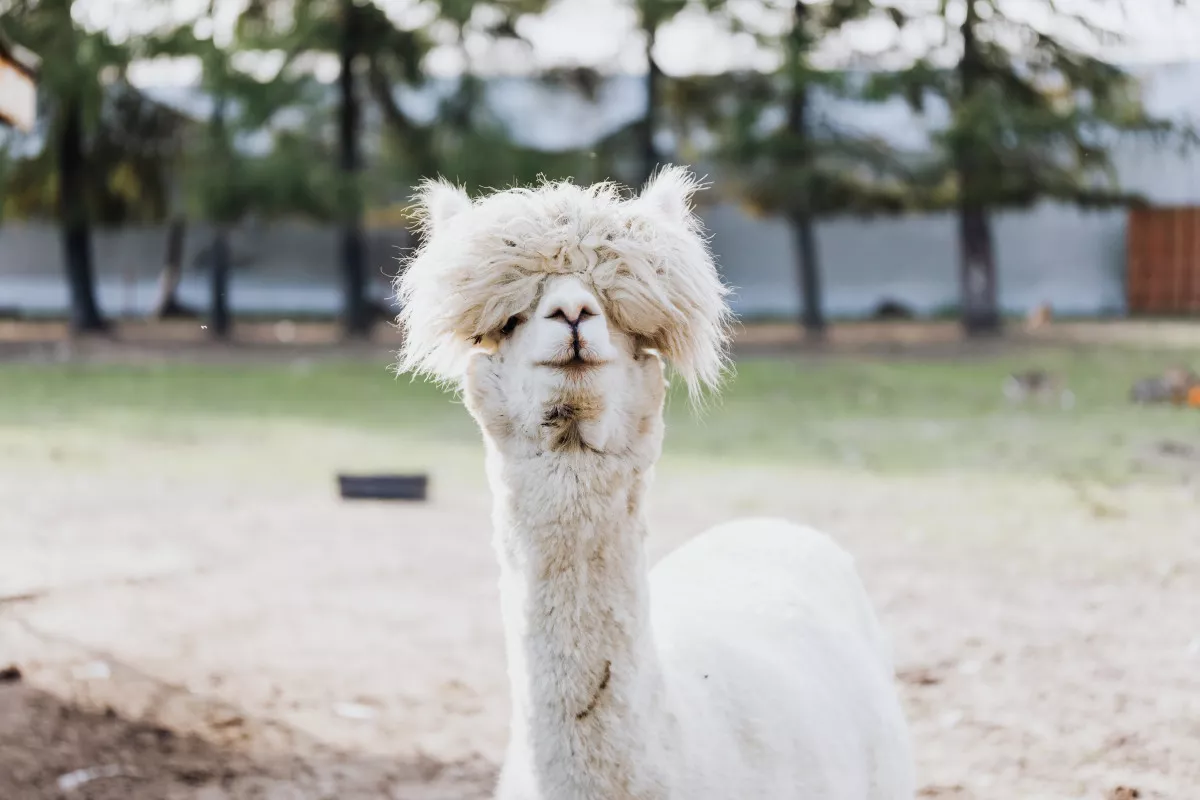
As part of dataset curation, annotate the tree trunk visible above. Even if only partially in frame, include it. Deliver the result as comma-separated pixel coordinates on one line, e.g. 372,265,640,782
208,228,231,339
786,0,824,338
57,96,106,333
205,80,233,340
956,0,1001,336
339,0,371,339
640,24,662,186
790,212,825,338
958,205,1000,334
151,217,195,318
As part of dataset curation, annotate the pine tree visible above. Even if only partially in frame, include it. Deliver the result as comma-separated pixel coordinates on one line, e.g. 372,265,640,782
1,0,130,332
236,0,380,337
237,0,550,336
148,9,333,339
0,84,185,225
871,0,1187,335
684,0,912,337
418,15,593,192
634,0,688,184
336,0,370,337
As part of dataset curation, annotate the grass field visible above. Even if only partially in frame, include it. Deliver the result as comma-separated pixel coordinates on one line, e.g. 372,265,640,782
2,343,1199,799
0,345,1193,477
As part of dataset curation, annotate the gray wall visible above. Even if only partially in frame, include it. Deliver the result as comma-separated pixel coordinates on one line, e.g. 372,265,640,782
0,223,410,316
708,203,1127,318
0,206,1127,318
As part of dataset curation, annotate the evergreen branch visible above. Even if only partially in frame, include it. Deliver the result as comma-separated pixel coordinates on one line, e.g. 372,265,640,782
365,59,437,176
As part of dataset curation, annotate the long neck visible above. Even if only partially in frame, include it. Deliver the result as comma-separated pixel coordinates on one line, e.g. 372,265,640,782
488,441,674,797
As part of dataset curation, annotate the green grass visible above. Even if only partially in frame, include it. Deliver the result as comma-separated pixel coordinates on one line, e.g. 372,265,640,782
700,350,1191,478
0,346,1194,480
0,360,475,443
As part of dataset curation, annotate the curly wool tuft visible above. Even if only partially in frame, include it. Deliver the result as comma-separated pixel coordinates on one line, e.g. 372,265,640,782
394,166,734,400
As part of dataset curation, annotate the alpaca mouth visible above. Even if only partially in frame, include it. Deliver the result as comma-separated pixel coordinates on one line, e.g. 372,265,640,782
538,353,606,372
537,339,607,372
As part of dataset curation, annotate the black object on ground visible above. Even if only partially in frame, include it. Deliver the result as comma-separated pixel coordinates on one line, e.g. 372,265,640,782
870,298,916,320
338,474,428,501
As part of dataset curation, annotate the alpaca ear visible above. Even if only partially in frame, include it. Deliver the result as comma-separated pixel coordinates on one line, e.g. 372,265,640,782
637,165,703,223
623,166,732,401
415,178,472,233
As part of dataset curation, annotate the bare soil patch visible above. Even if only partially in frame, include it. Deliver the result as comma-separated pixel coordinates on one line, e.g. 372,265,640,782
0,678,495,799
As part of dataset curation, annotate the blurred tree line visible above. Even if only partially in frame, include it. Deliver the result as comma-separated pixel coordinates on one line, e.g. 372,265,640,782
0,0,1190,338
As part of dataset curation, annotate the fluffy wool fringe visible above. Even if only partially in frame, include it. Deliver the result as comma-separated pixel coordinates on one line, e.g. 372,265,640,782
393,167,734,400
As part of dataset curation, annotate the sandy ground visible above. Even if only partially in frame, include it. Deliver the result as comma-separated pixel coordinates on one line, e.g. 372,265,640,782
2,410,1199,800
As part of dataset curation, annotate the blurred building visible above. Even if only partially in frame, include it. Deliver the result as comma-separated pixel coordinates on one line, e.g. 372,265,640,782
0,34,37,132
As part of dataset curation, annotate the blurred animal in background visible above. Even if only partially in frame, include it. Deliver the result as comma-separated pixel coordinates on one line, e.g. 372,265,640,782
870,298,916,321
1025,302,1053,331
1004,368,1075,409
1130,367,1200,406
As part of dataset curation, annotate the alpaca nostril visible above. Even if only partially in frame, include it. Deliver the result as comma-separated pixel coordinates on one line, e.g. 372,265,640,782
547,305,596,327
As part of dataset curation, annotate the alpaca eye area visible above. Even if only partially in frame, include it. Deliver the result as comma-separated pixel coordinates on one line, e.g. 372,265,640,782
501,315,524,336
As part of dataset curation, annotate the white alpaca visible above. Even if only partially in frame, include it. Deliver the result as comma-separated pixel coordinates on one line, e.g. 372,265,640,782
396,168,915,800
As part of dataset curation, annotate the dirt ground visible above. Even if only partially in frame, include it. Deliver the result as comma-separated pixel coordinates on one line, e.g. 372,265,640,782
3,435,1199,799
3,325,1200,799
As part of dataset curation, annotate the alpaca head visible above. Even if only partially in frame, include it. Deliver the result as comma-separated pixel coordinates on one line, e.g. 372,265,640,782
396,167,732,455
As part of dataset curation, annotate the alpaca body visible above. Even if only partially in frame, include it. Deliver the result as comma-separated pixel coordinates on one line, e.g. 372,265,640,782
647,519,914,799
395,167,914,800
491,445,912,800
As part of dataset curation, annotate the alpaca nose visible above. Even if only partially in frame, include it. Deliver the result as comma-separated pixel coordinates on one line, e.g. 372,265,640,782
545,294,600,327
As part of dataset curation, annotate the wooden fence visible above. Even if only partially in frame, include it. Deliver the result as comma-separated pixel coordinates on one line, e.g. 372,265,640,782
1127,206,1200,315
